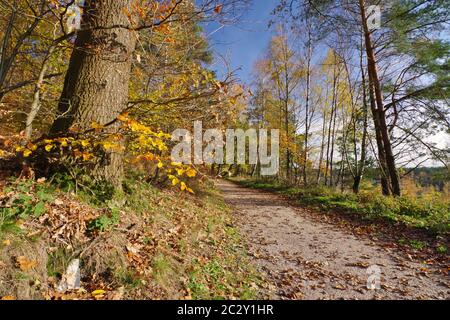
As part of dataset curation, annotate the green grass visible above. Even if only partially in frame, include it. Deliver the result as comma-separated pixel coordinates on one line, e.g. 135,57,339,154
410,240,427,250
436,245,447,254
115,269,143,289
187,256,258,300
234,179,450,234
0,179,55,236
87,206,121,232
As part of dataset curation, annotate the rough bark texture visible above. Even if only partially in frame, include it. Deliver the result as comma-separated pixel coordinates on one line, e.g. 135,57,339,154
50,0,137,185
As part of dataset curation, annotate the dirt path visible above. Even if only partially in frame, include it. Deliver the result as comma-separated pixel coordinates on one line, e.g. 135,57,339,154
217,180,449,300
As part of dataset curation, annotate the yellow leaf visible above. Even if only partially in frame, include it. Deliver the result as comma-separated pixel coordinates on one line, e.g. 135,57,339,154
186,168,197,178
1,296,15,300
57,138,69,147
91,289,106,296
176,168,184,176
117,113,129,122
82,152,92,161
2,239,11,246
44,144,54,152
80,140,90,147
180,182,187,191
157,161,163,169
91,121,104,130
171,177,180,186
23,149,32,158
187,188,194,194
102,141,119,151
27,143,37,151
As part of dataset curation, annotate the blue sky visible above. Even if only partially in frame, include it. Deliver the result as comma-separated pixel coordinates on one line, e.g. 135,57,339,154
203,0,279,85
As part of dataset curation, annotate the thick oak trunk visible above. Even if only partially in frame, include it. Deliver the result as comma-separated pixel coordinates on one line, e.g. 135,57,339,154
50,0,137,185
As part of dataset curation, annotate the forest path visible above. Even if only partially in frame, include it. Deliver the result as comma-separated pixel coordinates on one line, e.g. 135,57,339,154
216,179,449,300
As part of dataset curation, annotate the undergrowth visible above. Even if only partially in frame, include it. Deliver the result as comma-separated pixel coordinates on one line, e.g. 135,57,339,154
0,173,260,300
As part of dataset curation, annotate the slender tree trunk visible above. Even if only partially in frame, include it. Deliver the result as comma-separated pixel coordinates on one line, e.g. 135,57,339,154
359,0,401,196
50,0,137,185
317,111,327,184
302,25,312,186
329,62,339,187
368,77,391,195
325,64,338,186
285,98,290,181
353,42,369,194
329,97,337,187
25,45,57,139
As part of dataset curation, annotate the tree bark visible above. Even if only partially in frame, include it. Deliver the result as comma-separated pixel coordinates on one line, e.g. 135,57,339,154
25,45,57,139
316,110,327,185
302,25,312,186
325,62,338,186
359,0,401,196
50,0,137,185
353,41,369,194
368,74,391,195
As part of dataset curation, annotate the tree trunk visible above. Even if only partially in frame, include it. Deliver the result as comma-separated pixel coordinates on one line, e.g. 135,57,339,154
353,41,369,194
316,111,327,185
368,76,391,195
25,45,56,139
50,0,137,185
325,64,338,186
329,67,339,187
285,98,290,181
359,0,401,196
302,25,312,186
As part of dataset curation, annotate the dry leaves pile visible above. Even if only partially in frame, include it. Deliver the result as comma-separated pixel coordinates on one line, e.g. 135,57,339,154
34,195,101,245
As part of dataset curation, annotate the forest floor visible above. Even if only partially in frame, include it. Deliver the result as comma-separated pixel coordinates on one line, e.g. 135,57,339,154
216,179,449,300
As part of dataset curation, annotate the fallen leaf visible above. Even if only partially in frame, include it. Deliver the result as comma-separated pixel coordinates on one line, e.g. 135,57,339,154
126,243,140,255
15,256,37,271
91,289,106,296
333,284,347,290
37,177,46,183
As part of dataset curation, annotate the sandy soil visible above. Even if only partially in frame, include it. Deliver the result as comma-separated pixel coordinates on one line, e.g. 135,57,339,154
217,180,449,300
